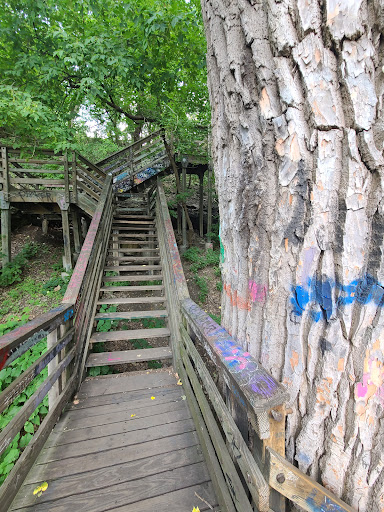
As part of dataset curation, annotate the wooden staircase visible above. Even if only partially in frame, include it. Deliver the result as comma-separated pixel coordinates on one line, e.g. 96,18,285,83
84,194,173,371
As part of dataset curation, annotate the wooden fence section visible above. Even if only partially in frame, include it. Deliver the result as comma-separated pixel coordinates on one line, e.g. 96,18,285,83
0,147,105,209
155,178,355,512
0,175,113,511
96,130,167,188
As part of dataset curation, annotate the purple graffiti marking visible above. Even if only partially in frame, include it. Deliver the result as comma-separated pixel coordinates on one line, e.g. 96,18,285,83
183,298,288,409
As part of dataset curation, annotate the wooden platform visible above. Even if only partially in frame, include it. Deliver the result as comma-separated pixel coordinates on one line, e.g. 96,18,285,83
9,370,218,512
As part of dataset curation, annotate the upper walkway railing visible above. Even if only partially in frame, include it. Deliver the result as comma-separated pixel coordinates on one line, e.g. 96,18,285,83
0,147,106,211
96,130,168,191
0,157,354,512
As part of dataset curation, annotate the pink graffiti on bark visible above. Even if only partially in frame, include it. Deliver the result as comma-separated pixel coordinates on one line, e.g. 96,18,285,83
248,280,267,304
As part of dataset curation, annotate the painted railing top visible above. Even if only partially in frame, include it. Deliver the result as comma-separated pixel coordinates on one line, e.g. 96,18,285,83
0,304,74,371
182,298,289,412
62,174,112,304
96,130,163,168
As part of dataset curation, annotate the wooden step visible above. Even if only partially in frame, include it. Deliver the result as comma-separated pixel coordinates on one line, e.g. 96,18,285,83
106,257,161,264
114,215,154,220
95,310,168,321
108,241,158,246
100,285,164,292
90,327,171,343
109,233,158,238
86,347,172,367
112,220,155,225
97,296,166,305
107,249,159,254
104,265,162,272
103,275,163,283
112,226,155,231
106,258,160,264
106,255,160,261
115,208,148,213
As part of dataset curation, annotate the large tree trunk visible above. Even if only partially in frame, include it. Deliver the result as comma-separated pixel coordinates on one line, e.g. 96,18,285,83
202,1,384,510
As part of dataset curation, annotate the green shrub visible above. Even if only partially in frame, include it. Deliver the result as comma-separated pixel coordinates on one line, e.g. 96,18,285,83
194,275,209,303
0,243,39,287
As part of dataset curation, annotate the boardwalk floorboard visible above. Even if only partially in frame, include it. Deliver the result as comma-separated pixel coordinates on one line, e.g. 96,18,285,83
9,371,216,512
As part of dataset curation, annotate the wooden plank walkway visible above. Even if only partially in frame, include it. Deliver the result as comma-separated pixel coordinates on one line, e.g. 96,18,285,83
9,370,218,512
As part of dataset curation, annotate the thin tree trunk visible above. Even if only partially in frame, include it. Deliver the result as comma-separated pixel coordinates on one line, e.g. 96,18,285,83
162,134,194,239
202,0,384,510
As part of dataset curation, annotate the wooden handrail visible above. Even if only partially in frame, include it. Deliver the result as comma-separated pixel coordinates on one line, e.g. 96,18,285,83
76,152,106,178
0,304,74,371
63,174,112,304
96,130,163,168
182,297,289,412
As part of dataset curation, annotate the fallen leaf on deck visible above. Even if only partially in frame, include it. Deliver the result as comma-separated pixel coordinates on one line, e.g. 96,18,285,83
151,396,155,400
131,414,136,418
192,507,200,512
33,482,48,497
181,395,186,400
177,379,182,386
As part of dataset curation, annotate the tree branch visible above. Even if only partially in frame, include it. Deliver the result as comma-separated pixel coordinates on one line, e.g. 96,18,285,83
105,96,156,124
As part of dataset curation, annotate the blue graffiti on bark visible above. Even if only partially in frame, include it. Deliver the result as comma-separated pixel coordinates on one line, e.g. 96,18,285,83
291,274,384,322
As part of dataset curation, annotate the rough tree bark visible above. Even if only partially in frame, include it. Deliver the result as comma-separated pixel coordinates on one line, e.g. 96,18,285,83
201,1,384,510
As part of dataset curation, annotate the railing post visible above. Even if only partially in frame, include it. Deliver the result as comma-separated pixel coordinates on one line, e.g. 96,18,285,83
261,406,286,512
1,202,11,267
64,150,70,204
47,327,60,410
1,147,11,266
60,205,72,271
71,151,78,204
1,147,10,201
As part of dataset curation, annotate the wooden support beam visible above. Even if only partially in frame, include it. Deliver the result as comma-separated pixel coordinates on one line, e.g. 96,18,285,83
206,164,213,250
1,147,10,202
266,448,355,512
42,217,49,236
199,172,204,238
1,203,11,266
60,207,72,271
72,208,82,255
181,158,187,252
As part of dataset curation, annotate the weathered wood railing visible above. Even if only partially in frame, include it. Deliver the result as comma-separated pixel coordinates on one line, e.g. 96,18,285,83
0,174,113,510
96,130,167,188
0,147,105,208
155,178,355,512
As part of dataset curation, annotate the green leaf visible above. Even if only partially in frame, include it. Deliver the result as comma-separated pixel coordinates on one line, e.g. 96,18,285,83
19,433,33,449
2,448,19,465
24,421,35,434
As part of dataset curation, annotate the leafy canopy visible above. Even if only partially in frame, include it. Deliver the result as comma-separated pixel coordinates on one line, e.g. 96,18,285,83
0,0,209,152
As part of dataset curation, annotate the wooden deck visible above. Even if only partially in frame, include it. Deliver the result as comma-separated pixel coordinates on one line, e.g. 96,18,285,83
9,370,218,512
